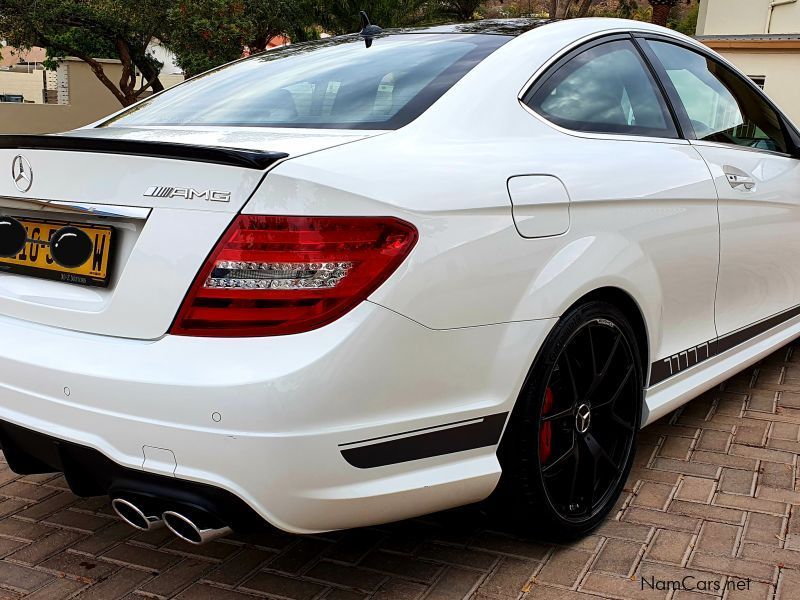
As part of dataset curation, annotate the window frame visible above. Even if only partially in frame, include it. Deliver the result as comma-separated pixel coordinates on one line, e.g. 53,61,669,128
633,33,800,159
519,33,684,141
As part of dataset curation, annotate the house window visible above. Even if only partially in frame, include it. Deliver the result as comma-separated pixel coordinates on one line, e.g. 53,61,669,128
749,76,766,89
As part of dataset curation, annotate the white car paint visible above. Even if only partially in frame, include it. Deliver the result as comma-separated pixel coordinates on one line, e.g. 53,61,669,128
0,18,797,533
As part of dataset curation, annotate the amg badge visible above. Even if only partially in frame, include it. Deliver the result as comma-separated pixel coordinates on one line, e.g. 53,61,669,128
144,186,231,202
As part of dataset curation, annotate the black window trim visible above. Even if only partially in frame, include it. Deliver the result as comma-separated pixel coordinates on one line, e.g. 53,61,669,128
632,32,800,160
519,32,682,141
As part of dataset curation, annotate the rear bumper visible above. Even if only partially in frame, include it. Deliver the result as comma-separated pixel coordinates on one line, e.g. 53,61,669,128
0,302,555,533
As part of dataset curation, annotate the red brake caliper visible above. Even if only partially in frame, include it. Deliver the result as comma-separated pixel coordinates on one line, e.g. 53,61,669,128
540,386,554,464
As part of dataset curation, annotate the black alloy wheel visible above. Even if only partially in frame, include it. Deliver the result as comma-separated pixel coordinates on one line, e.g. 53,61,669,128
496,300,643,540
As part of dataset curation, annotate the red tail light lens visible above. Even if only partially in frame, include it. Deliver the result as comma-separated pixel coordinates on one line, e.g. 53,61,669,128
170,215,418,337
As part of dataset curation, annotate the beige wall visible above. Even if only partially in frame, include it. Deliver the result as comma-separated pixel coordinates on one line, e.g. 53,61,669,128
714,49,800,124
698,0,800,35
0,70,45,103
0,59,183,134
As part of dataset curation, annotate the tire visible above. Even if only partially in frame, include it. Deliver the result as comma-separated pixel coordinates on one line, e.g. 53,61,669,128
496,300,643,540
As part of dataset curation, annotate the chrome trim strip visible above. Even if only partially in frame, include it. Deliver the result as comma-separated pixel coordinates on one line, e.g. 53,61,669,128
0,196,151,220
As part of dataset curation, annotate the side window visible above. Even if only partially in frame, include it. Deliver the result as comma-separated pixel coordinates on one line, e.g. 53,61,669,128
646,40,788,154
525,39,677,138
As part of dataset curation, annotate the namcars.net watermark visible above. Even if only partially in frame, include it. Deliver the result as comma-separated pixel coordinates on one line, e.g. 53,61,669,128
640,575,751,593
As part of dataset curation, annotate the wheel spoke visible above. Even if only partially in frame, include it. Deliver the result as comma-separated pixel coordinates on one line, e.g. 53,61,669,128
542,438,576,475
542,406,573,423
584,432,620,471
587,326,599,376
561,347,580,405
593,364,634,411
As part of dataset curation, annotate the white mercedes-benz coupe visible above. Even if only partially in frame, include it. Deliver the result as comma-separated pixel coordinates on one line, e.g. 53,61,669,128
0,16,798,544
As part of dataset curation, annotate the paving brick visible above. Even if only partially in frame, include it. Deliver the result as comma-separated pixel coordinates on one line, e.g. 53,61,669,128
417,543,497,570
759,461,794,489
138,557,215,598
719,468,757,496
675,477,716,503
22,578,86,600
631,482,674,510
657,437,694,460
739,543,800,567
695,521,740,556
594,520,652,542
591,539,642,577
730,444,795,464
267,538,332,575
622,507,701,533
691,450,758,470
668,499,745,525
100,542,180,572
42,510,112,534
370,579,427,600
424,567,483,600
770,421,799,440
475,557,537,597
0,561,52,594
6,529,84,565
643,530,692,565
203,547,275,587
713,493,788,516
39,547,111,578
13,492,76,520
743,512,785,547
687,553,775,583
241,571,327,599
359,551,440,584
536,548,593,586
175,583,258,600
469,532,550,560
733,423,768,446
304,560,386,592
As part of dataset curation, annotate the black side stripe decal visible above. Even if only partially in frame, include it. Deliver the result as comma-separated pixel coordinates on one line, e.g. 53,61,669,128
650,303,800,386
340,413,508,469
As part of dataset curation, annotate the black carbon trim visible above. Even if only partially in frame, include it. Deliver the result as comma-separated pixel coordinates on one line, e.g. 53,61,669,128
0,135,289,170
340,413,508,469
650,303,800,386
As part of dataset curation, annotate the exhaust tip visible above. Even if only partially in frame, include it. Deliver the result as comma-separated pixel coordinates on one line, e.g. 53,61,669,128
163,510,232,545
111,498,163,531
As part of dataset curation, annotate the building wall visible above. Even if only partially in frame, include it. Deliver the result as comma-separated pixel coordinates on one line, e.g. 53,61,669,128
0,59,183,134
715,50,800,124
698,0,800,35
0,70,45,103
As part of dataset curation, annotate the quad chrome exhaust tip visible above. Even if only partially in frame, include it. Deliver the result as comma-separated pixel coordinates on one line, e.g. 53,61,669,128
162,510,232,545
111,497,164,531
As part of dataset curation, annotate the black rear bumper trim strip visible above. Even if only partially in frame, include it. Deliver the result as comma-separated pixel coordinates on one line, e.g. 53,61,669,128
340,412,508,469
0,135,289,170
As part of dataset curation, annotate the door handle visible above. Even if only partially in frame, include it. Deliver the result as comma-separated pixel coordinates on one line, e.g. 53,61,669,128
725,172,755,191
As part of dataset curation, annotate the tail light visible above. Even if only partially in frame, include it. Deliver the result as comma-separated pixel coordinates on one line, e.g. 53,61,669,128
170,215,418,337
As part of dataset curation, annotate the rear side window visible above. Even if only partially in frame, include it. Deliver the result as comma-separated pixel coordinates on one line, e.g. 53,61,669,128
104,34,507,130
645,40,788,153
524,39,677,138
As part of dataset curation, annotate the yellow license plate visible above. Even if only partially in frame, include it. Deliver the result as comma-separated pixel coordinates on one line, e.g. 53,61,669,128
0,218,113,287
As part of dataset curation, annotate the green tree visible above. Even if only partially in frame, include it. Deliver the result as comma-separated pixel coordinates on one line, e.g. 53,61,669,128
0,0,167,106
163,0,318,78
312,0,435,34
442,1,482,20
547,0,599,18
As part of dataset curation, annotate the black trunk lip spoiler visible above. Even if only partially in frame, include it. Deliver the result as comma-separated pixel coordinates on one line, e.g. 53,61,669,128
0,134,289,170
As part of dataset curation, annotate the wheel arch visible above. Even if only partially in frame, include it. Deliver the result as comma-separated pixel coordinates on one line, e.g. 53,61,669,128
567,286,650,384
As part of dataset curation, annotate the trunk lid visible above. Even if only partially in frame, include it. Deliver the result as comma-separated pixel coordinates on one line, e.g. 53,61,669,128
0,127,383,339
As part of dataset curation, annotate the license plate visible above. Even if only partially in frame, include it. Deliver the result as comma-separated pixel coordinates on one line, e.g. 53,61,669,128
0,218,113,287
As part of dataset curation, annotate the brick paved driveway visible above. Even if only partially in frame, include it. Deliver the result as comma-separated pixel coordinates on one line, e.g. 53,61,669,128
0,344,799,600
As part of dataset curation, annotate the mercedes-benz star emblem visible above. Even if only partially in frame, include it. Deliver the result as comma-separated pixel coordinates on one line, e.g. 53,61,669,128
11,155,33,193
575,404,591,434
